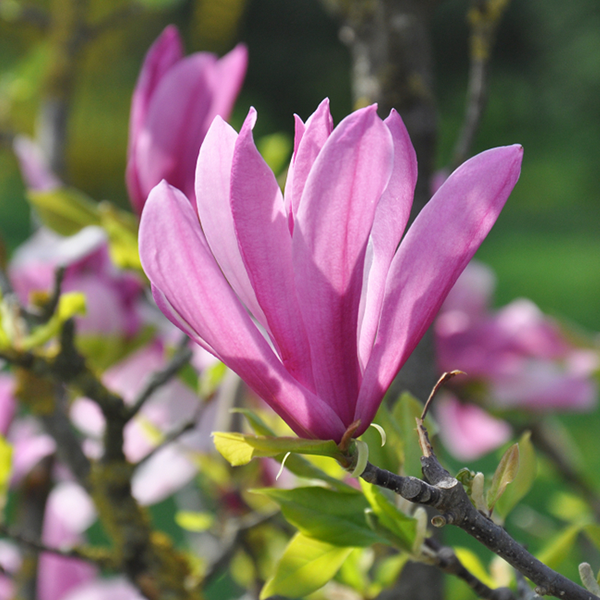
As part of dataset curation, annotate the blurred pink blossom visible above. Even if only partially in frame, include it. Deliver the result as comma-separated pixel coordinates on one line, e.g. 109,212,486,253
435,261,599,458
139,99,522,441
436,393,513,461
126,25,248,213
37,482,97,600
10,227,144,338
71,341,213,505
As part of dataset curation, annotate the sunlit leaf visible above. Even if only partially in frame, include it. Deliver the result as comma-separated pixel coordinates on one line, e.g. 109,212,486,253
487,443,519,513
537,523,584,570
360,481,417,552
20,292,86,350
97,202,141,270
257,486,384,547
256,132,292,176
260,533,353,599
175,511,215,532
213,432,342,467
0,435,12,515
27,187,101,236
455,547,495,588
392,392,428,477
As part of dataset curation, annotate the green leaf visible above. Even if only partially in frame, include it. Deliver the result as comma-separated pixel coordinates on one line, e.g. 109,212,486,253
360,481,417,551
97,202,141,270
360,400,404,474
392,392,428,477
495,431,537,519
260,533,353,599
198,361,228,399
175,511,215,532
27,187,101,236
256,133,292,176
257,486,384,547
0,435,12,516
487,443,519,513
212,432,342,466
537,523,584,570
20,292,86,350
371,553,409,592
454,547,494,588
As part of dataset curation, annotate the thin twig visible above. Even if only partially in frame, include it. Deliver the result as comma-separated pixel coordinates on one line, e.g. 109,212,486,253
204,510,279,586
451,0,512,169
0,523,114,568
424,537,515,600
359,456,598,600
127,337,193,419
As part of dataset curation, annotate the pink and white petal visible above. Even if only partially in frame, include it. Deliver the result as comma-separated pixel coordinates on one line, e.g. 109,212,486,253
231,115,315,390
131,443,197,505
292,105,394,423
357,110,417,369
205,43,248,128
195,115,268,328
356,145,523,431
128,25,183,151
135,53,216,202
61,577,144,600
436,394,512,461
284,98,334,230
126,26,183,212
140,181,345,440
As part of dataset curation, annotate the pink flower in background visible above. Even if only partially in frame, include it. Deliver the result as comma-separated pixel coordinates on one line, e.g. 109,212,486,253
435,261,599,458
140,99,522,442
436,393,513,461
10,227,144,338
126,25,248,213
71,341,214,505
37,482,97,600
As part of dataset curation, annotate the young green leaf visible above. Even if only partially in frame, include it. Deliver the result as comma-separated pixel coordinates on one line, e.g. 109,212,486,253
495,431,537,519
257,486,384,547
27,187,101,236
212,432,343,466
487,443,519,514
260,532,353,599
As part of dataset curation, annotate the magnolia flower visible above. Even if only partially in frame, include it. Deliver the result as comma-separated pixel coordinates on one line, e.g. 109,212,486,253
139,100,522,442
436,261,599,411
126,25,248,213
434,261,599,459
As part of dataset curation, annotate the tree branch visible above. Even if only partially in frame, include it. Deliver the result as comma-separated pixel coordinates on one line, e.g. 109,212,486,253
360,455,598,600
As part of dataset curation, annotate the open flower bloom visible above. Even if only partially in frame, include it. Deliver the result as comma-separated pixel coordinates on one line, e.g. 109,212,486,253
126,25,248,213
140,100,522,442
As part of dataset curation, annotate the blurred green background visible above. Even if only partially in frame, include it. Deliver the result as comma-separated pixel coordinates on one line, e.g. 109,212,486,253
1,0,599,330
1,1,600,598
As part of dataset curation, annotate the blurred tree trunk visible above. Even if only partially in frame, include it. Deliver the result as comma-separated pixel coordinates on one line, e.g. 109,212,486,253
320,1,442,598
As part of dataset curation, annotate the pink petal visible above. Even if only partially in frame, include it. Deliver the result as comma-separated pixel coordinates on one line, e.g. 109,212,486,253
356,145,523,431
126,25,183,212
195,114,268,329
436,394,512,460
284,99,334,232
357,109,417,369
204,43,248,131
139,181,346,440
231,113,315,390
134,53,216,203
292,105,394,423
